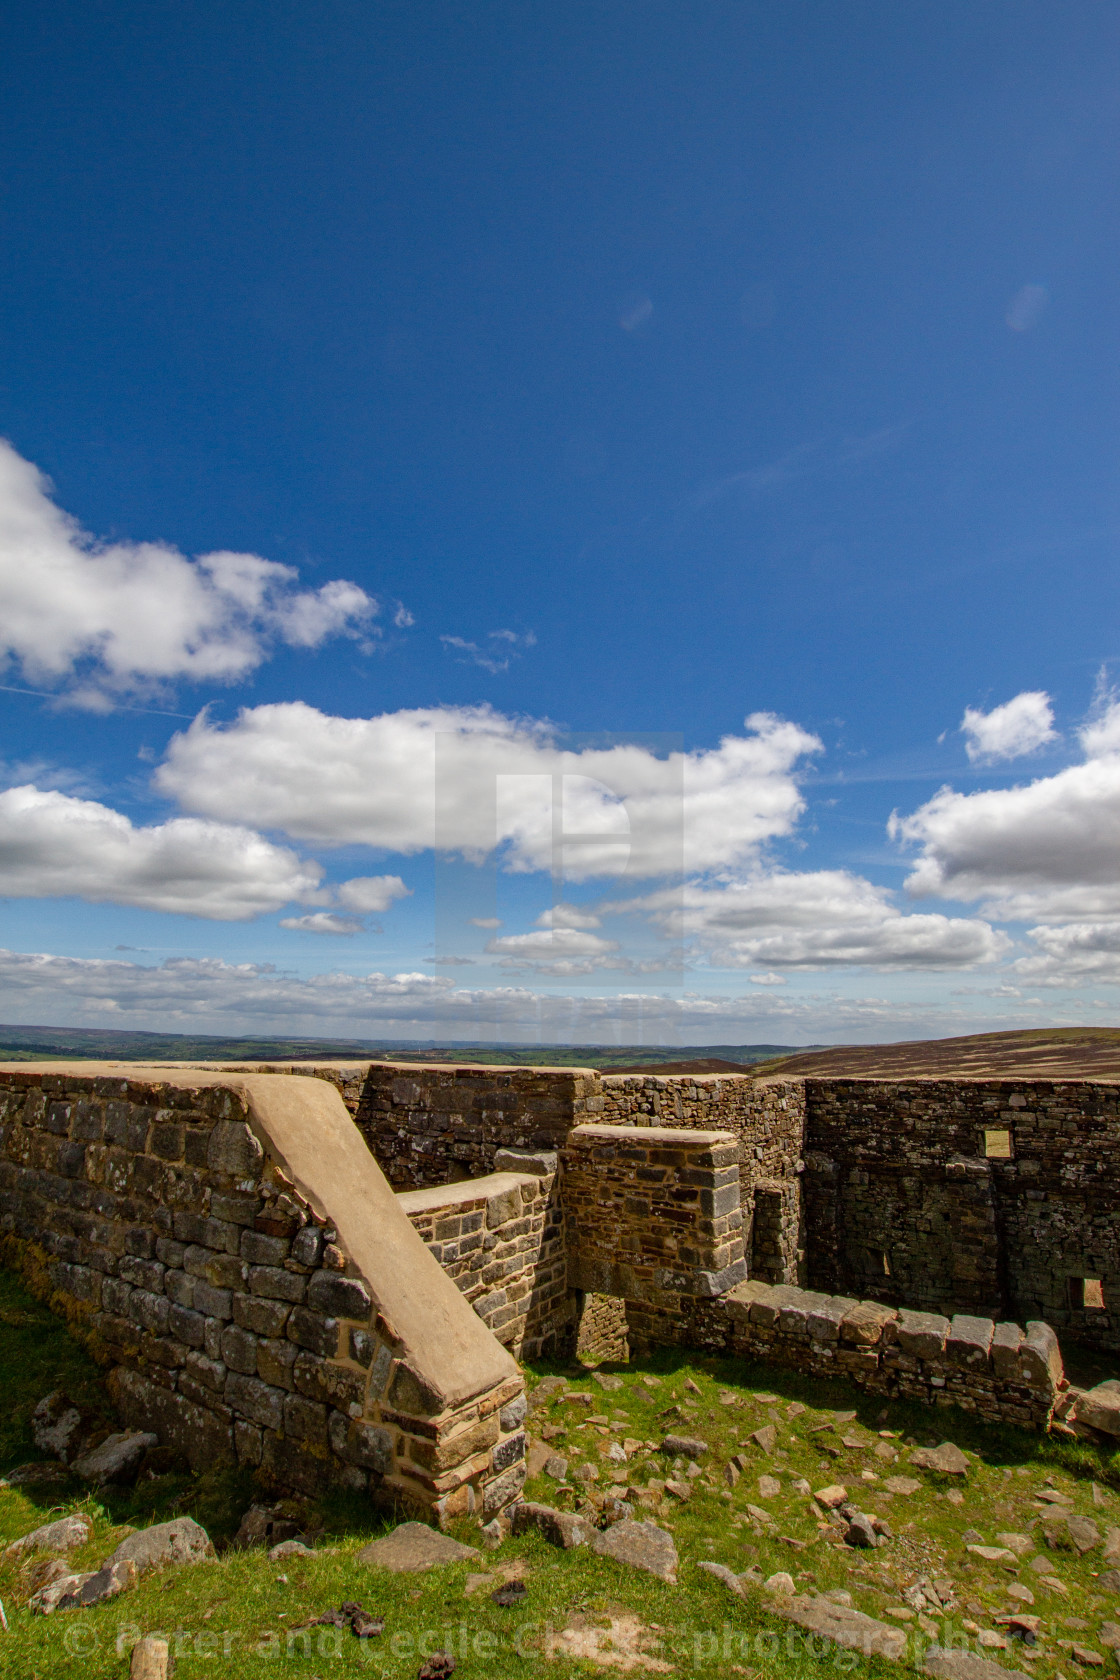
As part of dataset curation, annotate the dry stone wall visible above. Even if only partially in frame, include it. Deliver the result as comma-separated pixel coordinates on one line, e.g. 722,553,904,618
678,1281,1063,1430
0,1066,526,1527
396,1149,574,1359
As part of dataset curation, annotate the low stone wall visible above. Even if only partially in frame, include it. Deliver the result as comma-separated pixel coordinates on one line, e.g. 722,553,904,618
679,1282,1063,1430
396,1150,574,1359
0,1065,526,1526
561,1123,747,1302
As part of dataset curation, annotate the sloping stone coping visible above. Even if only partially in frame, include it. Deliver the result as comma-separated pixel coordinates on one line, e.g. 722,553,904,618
0,1064,524,1524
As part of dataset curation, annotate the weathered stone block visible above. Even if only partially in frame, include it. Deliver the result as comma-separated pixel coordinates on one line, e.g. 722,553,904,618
225,1371,285,1431
286,1305,339,1357
892,1309,950,1360
249,1265,306,1303
282,1391,328,1447
207,1120,264,1177
232,1290,291,1337
306,1270,370,1318
947,1315,995,1367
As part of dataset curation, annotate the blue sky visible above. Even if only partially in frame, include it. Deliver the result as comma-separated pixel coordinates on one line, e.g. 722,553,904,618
0,1,1118,1045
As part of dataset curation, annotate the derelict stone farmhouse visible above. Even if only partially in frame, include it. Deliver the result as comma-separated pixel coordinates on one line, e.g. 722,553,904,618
1,1059,1117,1525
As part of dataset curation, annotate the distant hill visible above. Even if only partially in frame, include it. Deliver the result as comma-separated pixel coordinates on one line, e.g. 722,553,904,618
751,1027,1120,1080
0,1024,812,1068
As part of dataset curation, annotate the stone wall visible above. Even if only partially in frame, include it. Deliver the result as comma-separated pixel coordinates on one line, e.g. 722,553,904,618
804,1079,1120,1350
218,1062,809,1286
396,1149,574,1360
681,1282,1063,1430
351,1064,603,1188
0,1066,527,1527
575,1293,629,1363
561,1123,747,1303
598,1074,806,1283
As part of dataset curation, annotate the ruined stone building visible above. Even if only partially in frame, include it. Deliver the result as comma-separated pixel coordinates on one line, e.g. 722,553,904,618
1,1059,1114,1523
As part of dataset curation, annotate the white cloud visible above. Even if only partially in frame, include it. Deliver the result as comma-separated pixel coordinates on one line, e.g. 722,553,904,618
0,784,324,919
535,904,602,929
0,944,1032,1040
440,629,537,674
613,870,1006,971
0,440,377,700
1013,923,1120,988
893,700,1120,920
279,913,364,936
336,875,411,914
156,702,821,880
960,691,1057,763
485,926,620,963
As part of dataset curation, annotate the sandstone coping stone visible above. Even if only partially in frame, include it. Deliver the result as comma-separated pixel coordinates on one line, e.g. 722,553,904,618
778,1290,832,1337
807,1296,861,1343
493,1148,558,1177
721,1280,774,1322
1021,1322,1063,1388
357,1521,481,1572
748,1284,809,1329
948,1316,995,1367
107,1517,215,1576
990,1322,1024,1379
841,1300,898,1345
891,1309,951,1360
591,1519,678,1583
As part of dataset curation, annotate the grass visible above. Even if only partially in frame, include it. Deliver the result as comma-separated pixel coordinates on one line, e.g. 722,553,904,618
3,1264,1120,1678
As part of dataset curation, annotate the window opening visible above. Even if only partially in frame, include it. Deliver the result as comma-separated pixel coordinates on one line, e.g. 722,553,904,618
1070,1277,1106,1310
983,1129,1012,1159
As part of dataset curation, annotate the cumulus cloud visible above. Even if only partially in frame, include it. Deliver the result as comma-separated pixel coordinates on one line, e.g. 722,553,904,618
485,925,620,965
1013,923,1120,988
336,875,411,914
893,700,1120,921
961,691,1057,763
0,440,378,700
155,702,821,879
0,784,324,919
0,944,1019,1039
535,904,603,930
612,870,1006,971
